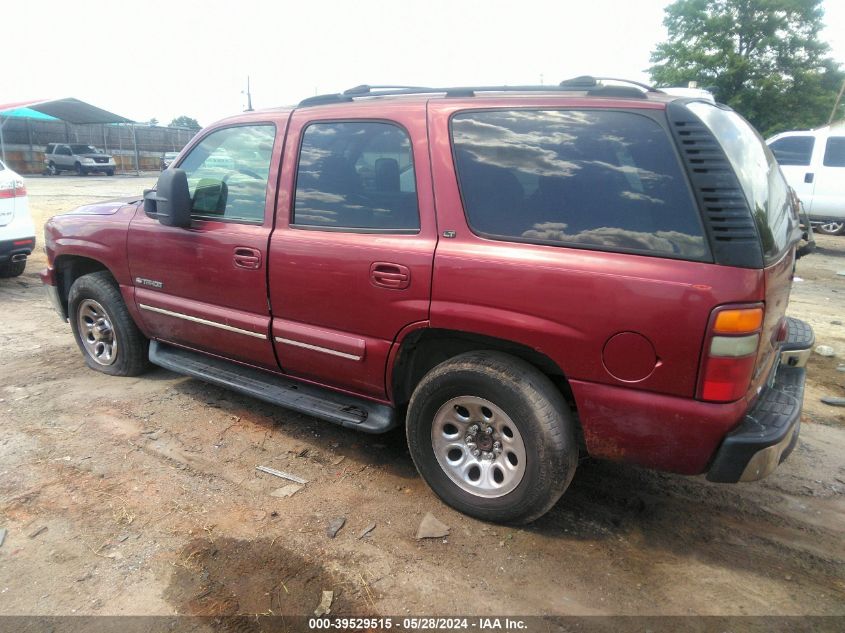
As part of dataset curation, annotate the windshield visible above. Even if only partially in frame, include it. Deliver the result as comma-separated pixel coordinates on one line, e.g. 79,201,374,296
164,152,178,159
70,144,100,154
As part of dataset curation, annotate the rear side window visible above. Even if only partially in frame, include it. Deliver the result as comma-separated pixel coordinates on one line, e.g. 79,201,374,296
768,136,814,166
450,110,707,259
688,102,797,264
293,121,419,232
823,137,845,167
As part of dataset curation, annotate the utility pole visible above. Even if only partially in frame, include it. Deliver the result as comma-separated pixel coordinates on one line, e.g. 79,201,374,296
828,79,845,126
243,76,254,112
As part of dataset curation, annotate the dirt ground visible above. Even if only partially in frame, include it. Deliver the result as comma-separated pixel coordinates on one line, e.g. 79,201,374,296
1,175,844,618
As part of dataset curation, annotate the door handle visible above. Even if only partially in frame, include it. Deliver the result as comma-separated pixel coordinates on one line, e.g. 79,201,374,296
233,247,262,270
370,262,411,289
804,172,814,183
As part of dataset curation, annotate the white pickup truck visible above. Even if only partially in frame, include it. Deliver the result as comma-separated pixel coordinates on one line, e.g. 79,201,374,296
767,127,845,235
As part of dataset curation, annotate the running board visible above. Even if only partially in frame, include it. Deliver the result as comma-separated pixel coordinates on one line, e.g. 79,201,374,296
149,341,397,434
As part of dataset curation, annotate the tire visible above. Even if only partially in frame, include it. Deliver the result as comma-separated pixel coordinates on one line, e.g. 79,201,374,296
815,221,845,236
106,169,115,176
0,259,26,278
68,271,150,376
406,351,577,524
47,161,58,176
75,162,86,176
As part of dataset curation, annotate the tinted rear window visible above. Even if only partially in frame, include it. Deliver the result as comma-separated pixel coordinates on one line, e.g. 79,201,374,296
768,136,814,166
450,110,707,259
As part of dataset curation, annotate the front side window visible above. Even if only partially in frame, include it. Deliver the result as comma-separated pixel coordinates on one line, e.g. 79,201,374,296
450,109,707,259
179,124,275,223
768,136,814,166
293,121,419,232
823,137,845,167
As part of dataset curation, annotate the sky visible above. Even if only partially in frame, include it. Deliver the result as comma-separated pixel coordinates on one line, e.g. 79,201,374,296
4,0,844,127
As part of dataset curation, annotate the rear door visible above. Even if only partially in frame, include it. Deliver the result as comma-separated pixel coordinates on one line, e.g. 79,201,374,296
767,133,817,206
811,135,845,218
267,106,437,399
128,120,285,370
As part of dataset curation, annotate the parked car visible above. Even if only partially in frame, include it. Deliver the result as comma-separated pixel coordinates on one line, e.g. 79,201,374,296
44,143,116,176
40,79,812,523
767,127,845,235
0,160,35,277
160,152,178,171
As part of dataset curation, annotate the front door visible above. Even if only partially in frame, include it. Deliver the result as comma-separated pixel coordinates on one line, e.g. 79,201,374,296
268,110,437,399
127,121,284,370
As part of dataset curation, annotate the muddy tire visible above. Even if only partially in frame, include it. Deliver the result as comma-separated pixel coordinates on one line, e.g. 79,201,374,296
0,259,26,278
406,351,577,524
68,271,150,376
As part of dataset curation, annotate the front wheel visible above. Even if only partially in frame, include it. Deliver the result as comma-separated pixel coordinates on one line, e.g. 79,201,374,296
815,221,845,236
68,272,150,376
106,169,115,176
75,162,86,176
406,351,577,524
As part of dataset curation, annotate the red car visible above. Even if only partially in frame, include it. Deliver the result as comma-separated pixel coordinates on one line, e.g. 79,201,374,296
41,79,813,523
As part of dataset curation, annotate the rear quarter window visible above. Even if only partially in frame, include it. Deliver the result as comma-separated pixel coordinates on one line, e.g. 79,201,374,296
450,109,708,260
687,102,797,264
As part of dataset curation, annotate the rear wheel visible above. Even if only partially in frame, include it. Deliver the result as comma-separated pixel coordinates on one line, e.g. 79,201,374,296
47,161,58,176
406,351,577,524
0,259,26,278
815,221,845,236
68,271,150,376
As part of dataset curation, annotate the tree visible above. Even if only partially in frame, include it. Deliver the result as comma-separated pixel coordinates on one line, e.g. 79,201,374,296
148,117,159,126
168,116,201,130
649,0,844,136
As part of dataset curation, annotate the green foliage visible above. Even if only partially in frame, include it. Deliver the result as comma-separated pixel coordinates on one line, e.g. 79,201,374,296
168,116,201,130
649,0,844,136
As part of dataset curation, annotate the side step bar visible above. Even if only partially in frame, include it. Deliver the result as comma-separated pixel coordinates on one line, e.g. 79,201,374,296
149,341,397,434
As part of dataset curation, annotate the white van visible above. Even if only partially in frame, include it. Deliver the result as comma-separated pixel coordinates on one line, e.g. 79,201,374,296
767,126,845,235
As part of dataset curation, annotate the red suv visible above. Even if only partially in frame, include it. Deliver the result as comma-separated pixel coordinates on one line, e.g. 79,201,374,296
41,78,813,523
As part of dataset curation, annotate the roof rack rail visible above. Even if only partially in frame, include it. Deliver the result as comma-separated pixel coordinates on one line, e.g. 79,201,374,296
342,84,437,96
297,76,661,107
560,75,663,93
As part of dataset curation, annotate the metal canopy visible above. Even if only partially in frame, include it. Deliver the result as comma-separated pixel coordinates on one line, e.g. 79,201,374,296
0,98,133,124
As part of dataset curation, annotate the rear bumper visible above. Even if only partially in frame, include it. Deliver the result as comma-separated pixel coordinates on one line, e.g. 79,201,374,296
0,236,35,263
706,318,812,483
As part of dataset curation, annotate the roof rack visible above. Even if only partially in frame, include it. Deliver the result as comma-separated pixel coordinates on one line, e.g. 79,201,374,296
297,76,663,107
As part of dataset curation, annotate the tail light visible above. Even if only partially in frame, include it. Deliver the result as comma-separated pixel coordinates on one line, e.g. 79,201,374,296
0,178,27,199
697,305,764,403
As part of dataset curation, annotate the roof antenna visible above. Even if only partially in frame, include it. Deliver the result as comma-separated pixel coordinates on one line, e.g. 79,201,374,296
242,76,254,112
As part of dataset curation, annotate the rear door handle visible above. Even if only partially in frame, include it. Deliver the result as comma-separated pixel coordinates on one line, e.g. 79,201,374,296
804,172,814,183
370,262,410,289
233,247,262,270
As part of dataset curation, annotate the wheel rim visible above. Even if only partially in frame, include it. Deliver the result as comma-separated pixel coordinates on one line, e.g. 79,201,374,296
431,396,527,498
819,221,844,233
77,299,118,366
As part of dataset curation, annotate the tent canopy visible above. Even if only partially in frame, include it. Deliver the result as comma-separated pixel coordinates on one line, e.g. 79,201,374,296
0,98,133,124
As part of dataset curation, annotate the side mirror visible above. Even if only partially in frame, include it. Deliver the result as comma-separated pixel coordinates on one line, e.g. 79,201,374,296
143,168,192,228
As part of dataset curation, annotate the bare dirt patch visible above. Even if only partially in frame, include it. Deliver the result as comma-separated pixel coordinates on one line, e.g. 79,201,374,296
0,176,843,617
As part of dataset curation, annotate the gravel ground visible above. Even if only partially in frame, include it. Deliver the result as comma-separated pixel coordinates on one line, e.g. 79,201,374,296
0,175,843,618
